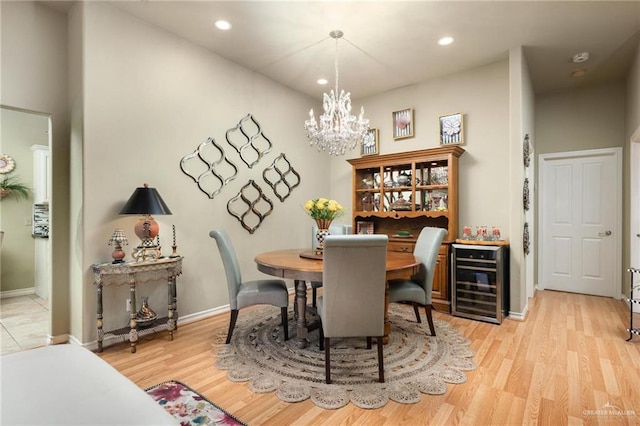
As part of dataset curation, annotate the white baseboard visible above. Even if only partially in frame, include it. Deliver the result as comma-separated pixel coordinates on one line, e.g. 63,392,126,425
48,334,70,345
509,300,529,321
0,287,35,299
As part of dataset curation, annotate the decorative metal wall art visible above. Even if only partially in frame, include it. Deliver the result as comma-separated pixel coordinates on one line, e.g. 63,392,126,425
180,137,238,199
227,180,274,234
523,222,530,255
523,178,530,211
523,134,531,167
226,114,272,169
262,153,301,202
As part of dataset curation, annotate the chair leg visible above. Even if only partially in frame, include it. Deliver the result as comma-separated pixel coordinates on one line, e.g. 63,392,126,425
366,336,372,349
319,323,324,350
312,286,317,308
413,303,422,323
425,304,436,336
325,337,331,384
377,336,385,383
281,307,289,341
225,309,239,344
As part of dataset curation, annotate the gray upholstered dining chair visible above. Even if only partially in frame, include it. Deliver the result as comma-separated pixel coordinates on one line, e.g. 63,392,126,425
209,229,289,344
388,226,447,336
309,223,350,308
317,234,388,384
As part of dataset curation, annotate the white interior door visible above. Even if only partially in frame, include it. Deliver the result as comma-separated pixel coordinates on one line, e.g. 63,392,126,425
539,148,621,297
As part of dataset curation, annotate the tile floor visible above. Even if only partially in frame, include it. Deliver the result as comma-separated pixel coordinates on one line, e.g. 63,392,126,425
0,295,49,355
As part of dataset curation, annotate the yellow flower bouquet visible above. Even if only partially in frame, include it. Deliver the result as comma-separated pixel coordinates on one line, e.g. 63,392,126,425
304,197,344,228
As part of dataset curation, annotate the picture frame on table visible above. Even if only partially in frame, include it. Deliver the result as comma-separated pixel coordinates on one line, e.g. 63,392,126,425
361,128,379,156
392,108,414,140
439,112,464,145
356,221,374,235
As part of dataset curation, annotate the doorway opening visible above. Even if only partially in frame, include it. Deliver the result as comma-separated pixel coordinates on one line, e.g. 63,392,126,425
0,106,52,354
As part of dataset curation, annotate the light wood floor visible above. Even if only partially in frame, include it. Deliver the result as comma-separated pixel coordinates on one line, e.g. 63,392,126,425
97,290,640,425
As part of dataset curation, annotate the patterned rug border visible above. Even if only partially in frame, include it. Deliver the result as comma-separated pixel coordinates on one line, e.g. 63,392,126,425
212,305,477,410
146,379,247,425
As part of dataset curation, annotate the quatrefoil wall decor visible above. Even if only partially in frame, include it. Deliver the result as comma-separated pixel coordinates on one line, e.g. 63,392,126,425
225,114,272,169
227,180,274,234
180,137,239,199
262,153,301,202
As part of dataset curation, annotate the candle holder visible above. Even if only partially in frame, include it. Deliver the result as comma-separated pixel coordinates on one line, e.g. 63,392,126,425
170,224,179,258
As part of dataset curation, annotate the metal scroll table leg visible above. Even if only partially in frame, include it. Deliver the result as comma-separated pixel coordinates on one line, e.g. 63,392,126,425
96,284,104,352
129,280,138,353
295,279,308,349
167,275,176,340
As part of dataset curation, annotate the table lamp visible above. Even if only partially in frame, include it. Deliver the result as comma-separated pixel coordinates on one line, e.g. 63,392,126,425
107,229,128,263
119,183,172,261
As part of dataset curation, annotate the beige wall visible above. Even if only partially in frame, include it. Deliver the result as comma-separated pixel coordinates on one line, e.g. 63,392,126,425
334,60,511,236
625,40,640,295
78,2,328,341
536,82,626,155
0,1,70,340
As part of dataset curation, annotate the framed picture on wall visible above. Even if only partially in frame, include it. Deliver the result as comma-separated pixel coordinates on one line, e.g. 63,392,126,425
392,108,414,140
439,112,464,145
361,128,379,156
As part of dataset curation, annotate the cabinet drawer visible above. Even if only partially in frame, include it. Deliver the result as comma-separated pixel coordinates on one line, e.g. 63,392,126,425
388,241,415,253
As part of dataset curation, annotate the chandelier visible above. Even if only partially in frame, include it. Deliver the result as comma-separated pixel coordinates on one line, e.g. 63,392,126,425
304,30,370,156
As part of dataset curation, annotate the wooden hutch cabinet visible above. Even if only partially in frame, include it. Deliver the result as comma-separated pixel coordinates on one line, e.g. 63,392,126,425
347,146,465,312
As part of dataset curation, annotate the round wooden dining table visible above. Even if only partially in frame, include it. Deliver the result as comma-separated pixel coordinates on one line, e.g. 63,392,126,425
255,248,420,348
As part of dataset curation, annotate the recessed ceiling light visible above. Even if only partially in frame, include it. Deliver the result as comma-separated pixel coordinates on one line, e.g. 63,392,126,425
438,37,454,46
571,69,587,78
214,20,231,31
317,78,328,85
572,52,590,63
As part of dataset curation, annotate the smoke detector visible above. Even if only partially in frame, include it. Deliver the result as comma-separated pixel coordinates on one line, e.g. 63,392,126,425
572,52,590,63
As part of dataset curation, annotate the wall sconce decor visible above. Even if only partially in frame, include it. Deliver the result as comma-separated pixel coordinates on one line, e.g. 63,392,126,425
262,153,301,202
227,180,274,234
180,137,238,200
108,229,128,263
119,183,172,262
226,113,272,169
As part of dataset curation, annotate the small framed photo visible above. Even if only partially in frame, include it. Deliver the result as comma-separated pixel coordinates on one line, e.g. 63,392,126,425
439,112,464,145
361,128,379,156
392,108,414,140
356,221,374,235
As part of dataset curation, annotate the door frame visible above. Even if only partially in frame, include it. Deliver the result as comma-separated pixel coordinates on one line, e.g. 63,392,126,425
538,147,622,298
631,127,640,310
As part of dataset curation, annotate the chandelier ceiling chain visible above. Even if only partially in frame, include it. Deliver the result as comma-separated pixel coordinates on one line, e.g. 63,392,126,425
304,30,370,156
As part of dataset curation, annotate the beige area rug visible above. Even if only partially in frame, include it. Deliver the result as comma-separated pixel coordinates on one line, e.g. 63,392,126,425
212,305,476,410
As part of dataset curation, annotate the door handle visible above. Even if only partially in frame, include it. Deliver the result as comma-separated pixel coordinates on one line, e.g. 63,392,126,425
598,230,612,237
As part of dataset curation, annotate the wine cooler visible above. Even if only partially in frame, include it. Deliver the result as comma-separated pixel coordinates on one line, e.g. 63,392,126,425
451,243,509,324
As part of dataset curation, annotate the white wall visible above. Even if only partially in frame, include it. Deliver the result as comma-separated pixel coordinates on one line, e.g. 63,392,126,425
78,2,329,341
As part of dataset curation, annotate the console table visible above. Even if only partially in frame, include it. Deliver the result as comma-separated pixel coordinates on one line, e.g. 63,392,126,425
92,257,183,353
